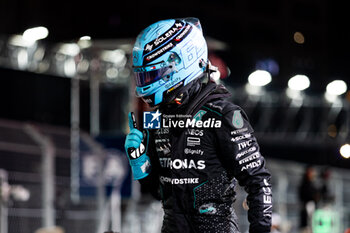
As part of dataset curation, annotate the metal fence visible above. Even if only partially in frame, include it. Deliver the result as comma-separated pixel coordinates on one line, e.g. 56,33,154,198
0,119,97,233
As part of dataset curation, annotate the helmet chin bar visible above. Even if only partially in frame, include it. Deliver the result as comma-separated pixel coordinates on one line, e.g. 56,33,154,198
156,60,216,107
164,59,211,106
141,93,156,107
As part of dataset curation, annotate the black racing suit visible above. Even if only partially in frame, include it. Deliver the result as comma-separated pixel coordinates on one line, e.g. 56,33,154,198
141,81,272,233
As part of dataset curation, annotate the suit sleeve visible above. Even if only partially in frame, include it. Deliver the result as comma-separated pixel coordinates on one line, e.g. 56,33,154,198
214,104,272,233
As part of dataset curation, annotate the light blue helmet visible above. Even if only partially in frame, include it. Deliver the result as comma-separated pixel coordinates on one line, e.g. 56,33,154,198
132,17,208,106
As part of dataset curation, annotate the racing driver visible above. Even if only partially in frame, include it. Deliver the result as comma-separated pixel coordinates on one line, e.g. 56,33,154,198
124,17,272,233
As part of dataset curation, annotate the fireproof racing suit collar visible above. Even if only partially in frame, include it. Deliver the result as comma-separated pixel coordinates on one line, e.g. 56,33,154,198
159,80,231,117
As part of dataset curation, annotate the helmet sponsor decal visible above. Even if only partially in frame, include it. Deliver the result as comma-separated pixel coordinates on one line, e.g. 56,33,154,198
143,21,193,64
143,20,183,54
144,42,175,63
166,81,183,93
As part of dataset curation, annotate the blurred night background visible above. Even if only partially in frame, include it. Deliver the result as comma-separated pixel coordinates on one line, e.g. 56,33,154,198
0,0,349,233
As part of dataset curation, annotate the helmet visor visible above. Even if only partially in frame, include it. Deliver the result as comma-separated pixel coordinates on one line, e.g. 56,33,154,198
134,64,175,87
134,69,164,87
